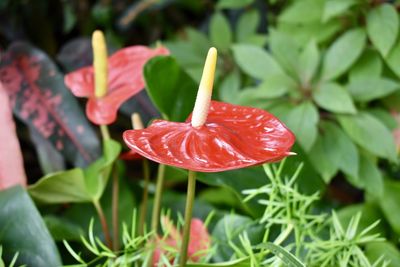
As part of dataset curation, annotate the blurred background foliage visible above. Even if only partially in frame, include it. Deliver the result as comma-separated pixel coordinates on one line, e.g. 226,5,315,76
2,0,400,266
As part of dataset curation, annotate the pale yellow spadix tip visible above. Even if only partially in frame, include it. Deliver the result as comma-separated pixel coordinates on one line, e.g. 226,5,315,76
191,47,218,127
92,30,108,98
131,113,144,130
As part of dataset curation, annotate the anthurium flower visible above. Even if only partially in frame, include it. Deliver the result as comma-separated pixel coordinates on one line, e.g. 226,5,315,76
123,48,295,173
152,217,211,266
65,40,169,125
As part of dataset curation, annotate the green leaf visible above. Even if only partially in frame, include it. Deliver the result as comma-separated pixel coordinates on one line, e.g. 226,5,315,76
298,40,320,84
28,168,90,203
366,242,400,267
236,10,260,43
84,139,121,201
44,215,84,241
349,49,382,81
212,214,264,262
217,0,254,9
321,28,366,81
286,101,319,151
210,12,232,51
256,243,305,267
144,56,198,121
386,38,400,79
313,83,356,114
348,77,400,102
0,186,61,266
308,123,340,183
338,112,397,162
322,0,357,22
379,179,400,234
187,258,250,267
236,74,296,106
269,29,300,77
279,0,323,23
367,4,399,57
232,44,284,80
323,122,359,177
359,154,383,197
186,28,211,55
219,70,241,103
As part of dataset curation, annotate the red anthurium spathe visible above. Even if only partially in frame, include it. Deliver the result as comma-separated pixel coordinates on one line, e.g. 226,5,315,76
152,217,211,266
65,43,169,125
124,101,295,172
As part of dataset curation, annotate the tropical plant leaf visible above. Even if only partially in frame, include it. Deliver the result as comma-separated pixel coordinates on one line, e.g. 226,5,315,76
313,83,356,114
347,77,399,102
349,49,382,81
0,186,61,266
0,42,101,167
144,56,198,122
256,243,305,267
210,12,232,51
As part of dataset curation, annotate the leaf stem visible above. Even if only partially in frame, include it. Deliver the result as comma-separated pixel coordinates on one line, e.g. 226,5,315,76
179,170,197,267
100,125,110,141
93,200,113,249
139,159,151,235
151,163,166,233
111,166,119,250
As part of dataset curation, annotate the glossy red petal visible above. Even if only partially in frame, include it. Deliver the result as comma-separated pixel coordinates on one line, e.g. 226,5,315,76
64,45,169,124
123,101,295,172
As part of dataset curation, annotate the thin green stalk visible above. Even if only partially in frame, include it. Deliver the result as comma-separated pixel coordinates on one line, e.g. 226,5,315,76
150,164,166,233
139,159,151,235
100,124,110,141
179,170,197,267
93,200,113,249
112,167,119,250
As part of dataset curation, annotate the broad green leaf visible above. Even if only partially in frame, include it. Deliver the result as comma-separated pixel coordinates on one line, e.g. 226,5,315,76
386,38,400,79
28,168,90,203
367,4,399,57
186,28,211,55
348,77,400,102
236,10,260,43
44,215,84,241
366,242,400,267
298,40,320,84
232,44,284,80
323,122,359,177
212,214,264,262
286,101,319,151
144,56,198,121
322,0,357,22
236,74,296,106
0,186,61,266
219,70,241,103
210,12,232,51
256,243,305,267
321,28,366,81
338,112,397,162
349,49,382,81
217,0,253,9
84,139,121,201
308,123,341,183
279,0,323,23
359,154,383,197
313,83,356,114
269,29,300,77
379,179,400,234
369,108,397,130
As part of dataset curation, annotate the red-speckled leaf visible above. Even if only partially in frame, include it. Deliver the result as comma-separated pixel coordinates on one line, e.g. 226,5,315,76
64,46,169,125
0,83,26,190
0,42,101,167
123,101,295,172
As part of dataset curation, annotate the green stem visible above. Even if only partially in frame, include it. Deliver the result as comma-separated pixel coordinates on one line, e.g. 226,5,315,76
151,164,166,233
93,200,113,249
139,159,151,235
100,124,110,141
179,170,197,267
111,167,119,250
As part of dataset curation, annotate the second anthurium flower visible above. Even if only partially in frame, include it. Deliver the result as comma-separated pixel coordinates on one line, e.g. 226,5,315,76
64,30,169,125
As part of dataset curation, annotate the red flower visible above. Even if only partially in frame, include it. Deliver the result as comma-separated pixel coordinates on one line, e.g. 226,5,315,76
64,45,169,125
153,217,211,266
123,101,295,172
